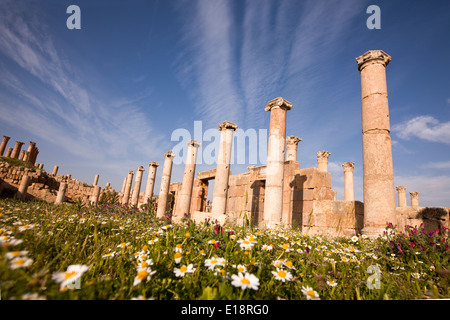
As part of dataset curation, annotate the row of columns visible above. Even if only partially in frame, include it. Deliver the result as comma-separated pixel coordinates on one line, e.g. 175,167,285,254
0,137,39,165
396,186,420,208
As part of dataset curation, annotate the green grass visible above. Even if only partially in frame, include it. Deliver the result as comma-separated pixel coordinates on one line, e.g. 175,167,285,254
0,198,448,300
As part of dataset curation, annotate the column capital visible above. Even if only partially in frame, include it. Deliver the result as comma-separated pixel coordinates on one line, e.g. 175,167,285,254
265,97,293,112
342,161,355,172
165,150,175,158
317,150,331,160
187,139,202,148
218,121,238,131
3,136,10,140
356,50,391,72
149,161,159,167
136,166,145,172
409,191,419,197
128,170,134,175
286,135,302,145
396,186,406,192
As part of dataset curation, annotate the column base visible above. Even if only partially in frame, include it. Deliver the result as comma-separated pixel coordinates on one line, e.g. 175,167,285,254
361,226,387,239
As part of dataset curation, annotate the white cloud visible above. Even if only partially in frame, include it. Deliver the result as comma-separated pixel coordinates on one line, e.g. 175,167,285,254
392,115,450,144
421,161,450,170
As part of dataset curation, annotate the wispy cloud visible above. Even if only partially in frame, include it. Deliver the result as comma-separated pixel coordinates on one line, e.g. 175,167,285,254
0,1,164,163
421,161,450,170
392,115,450,144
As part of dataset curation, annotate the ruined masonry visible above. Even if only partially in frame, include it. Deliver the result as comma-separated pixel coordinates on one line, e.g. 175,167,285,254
1,50,449,237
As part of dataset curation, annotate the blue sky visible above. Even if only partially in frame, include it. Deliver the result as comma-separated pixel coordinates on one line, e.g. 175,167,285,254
0,0,449,206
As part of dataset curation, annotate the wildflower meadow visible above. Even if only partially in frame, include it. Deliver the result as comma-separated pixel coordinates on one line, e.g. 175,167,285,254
0,198,448,301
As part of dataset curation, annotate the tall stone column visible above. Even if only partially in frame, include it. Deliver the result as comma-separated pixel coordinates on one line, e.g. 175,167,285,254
410,191,419,207
286,136,302,162
263,97,292,228
356,50,397,237
55,182,68,204
93,174,99,186
342,162,355,201
121,177,127,194
156,151,175,218
174,140,201,221
131,166,145,206
122,171,134,205
211,121,238,217
19,150,26,161
0,136,10,156
143,162,159,205
11,141,24,159
16,174,31,200
396,186,407,207
91,186,101,206
317,151,331,173
52,166,59,176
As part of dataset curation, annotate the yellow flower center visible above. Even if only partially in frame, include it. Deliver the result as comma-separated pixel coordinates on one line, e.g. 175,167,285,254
307,290,316,298
211,259,217,264
174,252,182,259
240,278,250,285
185,232,191,238
142,245,149,251
176,244,182,249
64,271,77,279
11,251,20,256
282,243,289,249
141,261,148,269
277,270,286,278
285,261,293,268
138,270,149,280
238,267,244,272
210,239,216,244
243,240,249,244
180,266,187,273
14,259,26,265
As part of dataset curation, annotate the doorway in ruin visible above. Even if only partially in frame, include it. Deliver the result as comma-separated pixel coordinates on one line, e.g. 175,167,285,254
193,169,216,213
250,180,265,226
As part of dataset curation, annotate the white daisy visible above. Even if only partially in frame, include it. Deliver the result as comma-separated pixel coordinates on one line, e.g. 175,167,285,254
133,268,156,286
9,257,33,269
271,268,293,282
231,272,260,290
174,264,196,277
51,265,90,289
301,286,320,300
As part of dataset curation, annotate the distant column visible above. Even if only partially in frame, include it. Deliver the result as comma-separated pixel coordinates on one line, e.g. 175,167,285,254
356,50,397,237
143,162,159,205
263,97,292,228
396,186,407,207
11,141,24,159
91,186,101,206
0,136,10,156
5,148,12,158
410,192,419,208
19,150,26,161
156,151,175,218
122,171,134,205
93,174,99,186
131,166,145,206
317,151,331,173
16,174,31,200
52,166,59,176
342,161,355,201
286,136,302,162
174,140,201,221
211,121,238,217
121,177,127,194
55,182,68,204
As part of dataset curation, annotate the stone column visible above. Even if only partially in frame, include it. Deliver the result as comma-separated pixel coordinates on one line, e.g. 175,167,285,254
5,148,12,158
263,97,292,228
342,162,355,201
16,174,31,200
396,186,407,207
410,191,419,207
121,177,127,194
93,174,99,186
52,166,59,176
19,150,26,161
356,50,397,237
91,186,101,206
122,171,134,205
286,136,302,162
317,151,331,173
174,140,201,221
0,136,10,156
143,162,159,205
211,121,238,217
156,151,175,218
38,164,44,170
55,182,68,204
11,141,24,159
131,166,145,206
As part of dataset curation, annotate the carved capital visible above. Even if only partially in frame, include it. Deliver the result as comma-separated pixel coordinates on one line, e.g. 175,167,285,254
265,97,293,112
342,161,355,172
218,120,238,131
396,186,406,192
149,161,159,167
286,136,302,146
187,139,202,148
136,166,145,172
165,150,175,158
409,191,419,198
356,50,391,72
317,150,331,161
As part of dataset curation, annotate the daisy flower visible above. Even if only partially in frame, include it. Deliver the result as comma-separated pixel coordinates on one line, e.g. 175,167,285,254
204,257,226,270
281,243,292,252
51,265,90,289
102,251,117,258
327,280,338,287
137,259,154,271
351,236,359,242
148,238,159,245
133,268,156,286
232,264,247,273
174,243,183,253
208,239,217,245
231,272,260,290
272,260,284,269
5,250,29,260
283,260,296,270
174,264,196,277
262,244,273,251
18,224,35,232
302,286,320,300
9,257,33,269
117,242,130,249
271,268,293,282
174,252,183,264
237,239,254,251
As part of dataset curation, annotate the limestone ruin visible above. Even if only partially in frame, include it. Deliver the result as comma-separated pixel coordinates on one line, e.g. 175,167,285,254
0,50,449,237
